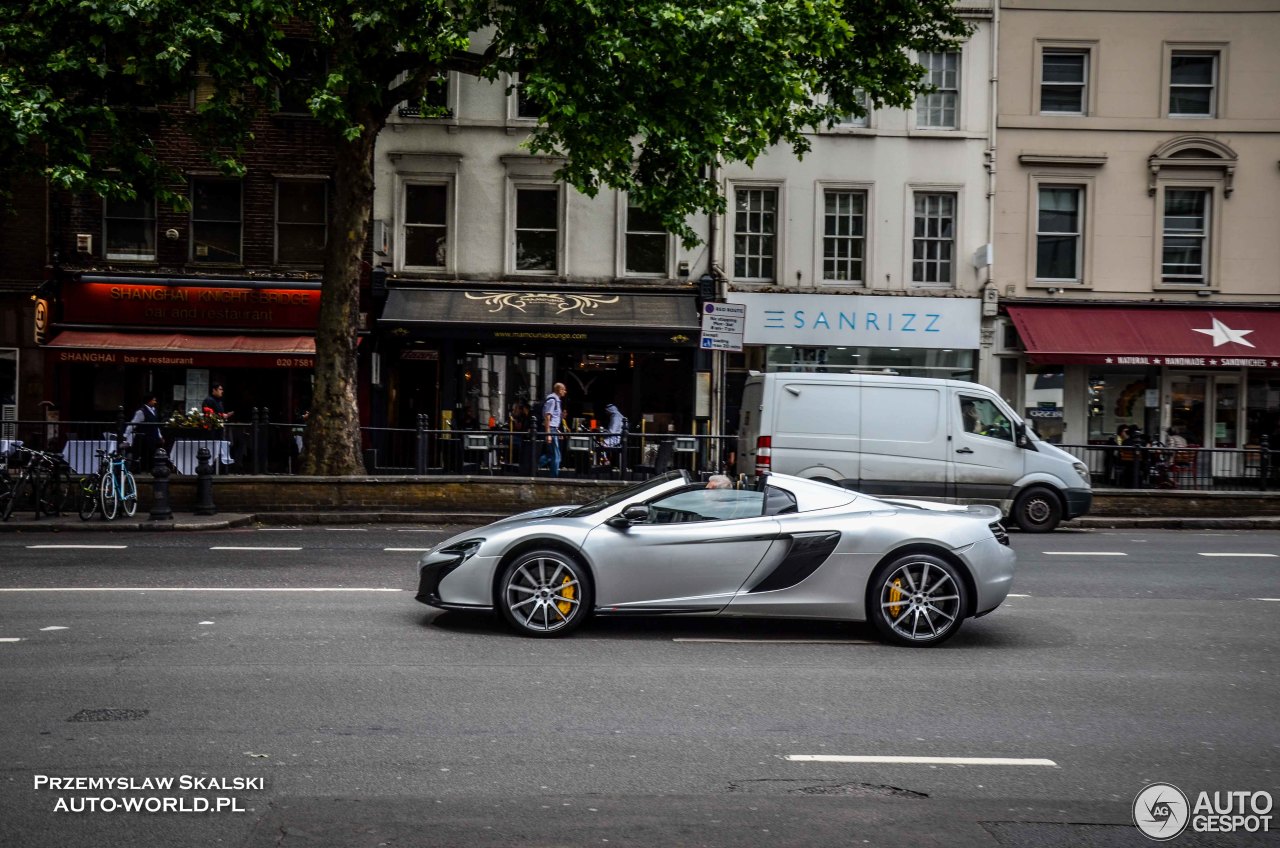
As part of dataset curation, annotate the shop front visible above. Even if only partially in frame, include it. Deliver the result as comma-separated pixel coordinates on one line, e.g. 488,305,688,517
1006,304,1280,455
374,286,701,444
38,275,326,457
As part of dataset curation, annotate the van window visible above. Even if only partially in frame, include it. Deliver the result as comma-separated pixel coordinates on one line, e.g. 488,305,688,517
959,396,1014,442
861,386,939,443
775,383,858,435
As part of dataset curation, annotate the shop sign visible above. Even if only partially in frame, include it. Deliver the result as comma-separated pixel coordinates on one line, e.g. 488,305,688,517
51,349,314,369
1041,354,1280,368
63,281,321,330
33,298,49,344
727,292,981,350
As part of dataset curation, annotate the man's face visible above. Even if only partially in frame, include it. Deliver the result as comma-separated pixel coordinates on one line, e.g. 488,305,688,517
556,386,567,398
213,387,223,396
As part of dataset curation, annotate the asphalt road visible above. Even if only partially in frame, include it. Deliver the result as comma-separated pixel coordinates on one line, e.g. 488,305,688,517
1,525,1277,848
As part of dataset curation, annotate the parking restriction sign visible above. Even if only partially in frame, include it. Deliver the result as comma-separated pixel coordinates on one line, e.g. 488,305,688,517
699,302,746,352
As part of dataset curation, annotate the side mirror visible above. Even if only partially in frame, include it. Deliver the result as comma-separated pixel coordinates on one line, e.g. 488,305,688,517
1015,422,1036,450
607,503,651,528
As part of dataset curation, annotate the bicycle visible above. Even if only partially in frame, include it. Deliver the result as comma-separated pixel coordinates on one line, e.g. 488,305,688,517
1,446,71,521
77,466,102,521
97,448,138,520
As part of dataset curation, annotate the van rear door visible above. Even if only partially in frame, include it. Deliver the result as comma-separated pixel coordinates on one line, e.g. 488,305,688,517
769,379,860,484
857,383,948,498
737,378,765,475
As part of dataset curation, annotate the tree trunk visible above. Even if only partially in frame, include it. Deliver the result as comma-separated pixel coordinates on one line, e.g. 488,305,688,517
302,121,379,476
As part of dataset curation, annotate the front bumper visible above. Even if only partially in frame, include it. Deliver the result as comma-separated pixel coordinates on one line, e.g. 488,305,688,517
1063,487,1093,520
960,535,1017,616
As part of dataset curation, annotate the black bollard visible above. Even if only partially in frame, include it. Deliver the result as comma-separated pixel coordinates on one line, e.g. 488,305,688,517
149,447,174,521
194,446,216,515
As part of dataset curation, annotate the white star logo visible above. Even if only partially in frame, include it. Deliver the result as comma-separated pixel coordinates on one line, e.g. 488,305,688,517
1193,317,1255,348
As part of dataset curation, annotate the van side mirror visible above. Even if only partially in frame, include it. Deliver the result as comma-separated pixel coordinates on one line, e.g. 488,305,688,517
1015,422,1036,450
607,504,651,528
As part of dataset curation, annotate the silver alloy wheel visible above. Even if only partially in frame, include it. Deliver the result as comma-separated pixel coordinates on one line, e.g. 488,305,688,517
879,558,962,643
503,554,583,633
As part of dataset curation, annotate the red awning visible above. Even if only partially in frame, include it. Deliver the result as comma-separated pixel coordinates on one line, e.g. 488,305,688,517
46,331,315,368
1007,305,1280,369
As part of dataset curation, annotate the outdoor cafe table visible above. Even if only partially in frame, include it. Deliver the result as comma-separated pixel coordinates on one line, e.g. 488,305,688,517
61,439,118,475
169,438,233,475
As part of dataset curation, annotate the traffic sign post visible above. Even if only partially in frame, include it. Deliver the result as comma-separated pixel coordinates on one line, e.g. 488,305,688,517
699,302,746,352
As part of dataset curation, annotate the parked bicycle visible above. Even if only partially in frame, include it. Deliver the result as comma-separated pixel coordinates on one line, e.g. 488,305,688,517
1,446,72,521
94,448,138,520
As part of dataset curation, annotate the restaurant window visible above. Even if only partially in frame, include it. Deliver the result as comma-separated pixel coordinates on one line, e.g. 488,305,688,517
190,179,242,264
512,186,559,273
624,199,668,276
104,196,157,261
275,180,327,265
733,187,778,281
403,183,449,270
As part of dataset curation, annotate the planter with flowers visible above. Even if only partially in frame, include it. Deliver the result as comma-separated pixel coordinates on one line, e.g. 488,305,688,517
165,406,228,440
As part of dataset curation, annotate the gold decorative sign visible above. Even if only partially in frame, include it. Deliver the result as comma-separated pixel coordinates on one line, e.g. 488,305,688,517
465,292,620,317
34,298,49,345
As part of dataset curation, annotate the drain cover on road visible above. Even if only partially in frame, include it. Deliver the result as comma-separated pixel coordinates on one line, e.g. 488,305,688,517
67,709,149,722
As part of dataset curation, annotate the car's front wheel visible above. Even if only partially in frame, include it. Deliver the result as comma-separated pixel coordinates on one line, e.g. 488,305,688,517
869,553,968,647
497,549,593,638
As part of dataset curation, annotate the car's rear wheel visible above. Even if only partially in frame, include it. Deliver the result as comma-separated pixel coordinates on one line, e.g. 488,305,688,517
497,549,593,638
869,553,967,647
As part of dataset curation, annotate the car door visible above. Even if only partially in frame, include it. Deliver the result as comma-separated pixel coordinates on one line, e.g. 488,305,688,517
584,486,782,612
951,392,1021,502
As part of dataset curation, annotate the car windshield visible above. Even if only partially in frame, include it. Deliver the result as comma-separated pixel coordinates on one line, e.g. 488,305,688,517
566,470,689,516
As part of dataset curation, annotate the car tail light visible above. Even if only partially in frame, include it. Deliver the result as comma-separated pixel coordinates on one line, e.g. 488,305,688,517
756,435,772,471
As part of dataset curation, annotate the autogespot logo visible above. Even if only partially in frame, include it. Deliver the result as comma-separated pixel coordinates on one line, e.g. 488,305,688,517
1134,783,1190,841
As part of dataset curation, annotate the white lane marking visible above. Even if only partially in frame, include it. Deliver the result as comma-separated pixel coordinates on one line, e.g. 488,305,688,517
0,587,402,592
1198,552,1278,558
1252,598,1280,602
385,548,432,553
675,638,875,645
257,527,301,531
786,755,1058,767
325,528,368,532
0,637,22,643
1006,594,1032,598
26,544,128,550
199,621,215,625
208,546,303,551
40,626,68,631
1041,551,1127,556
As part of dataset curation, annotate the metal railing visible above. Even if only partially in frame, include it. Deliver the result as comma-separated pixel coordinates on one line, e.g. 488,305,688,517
1060,439,1277,491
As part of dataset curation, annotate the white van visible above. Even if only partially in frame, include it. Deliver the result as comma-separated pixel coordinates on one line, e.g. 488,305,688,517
737,371,1091,532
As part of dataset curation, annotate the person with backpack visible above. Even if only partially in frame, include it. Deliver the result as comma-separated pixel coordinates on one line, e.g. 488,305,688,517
540,382,568,477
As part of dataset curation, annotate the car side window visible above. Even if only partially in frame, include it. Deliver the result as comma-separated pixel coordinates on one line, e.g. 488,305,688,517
959,396,1014,442
763,486,798,516
648,488,766,523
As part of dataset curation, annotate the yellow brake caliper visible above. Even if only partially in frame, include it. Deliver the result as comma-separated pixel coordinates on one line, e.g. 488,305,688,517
556,574,576,616
888,578,904,620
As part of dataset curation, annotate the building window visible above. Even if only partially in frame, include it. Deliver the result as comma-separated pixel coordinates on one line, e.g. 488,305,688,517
733,188,777,281
190,179,241,264
916,52,959,129
822,190,866,283
624,199,667,275
513,71,542,120
1162,189,1209,284
277,39,324,114
514,186,558,272
275,180,327,265
836,91,870,128
1041,50,1088,115
103,196,156,261
403,183,448,269
1169,51,1217,117
912,192,955,285
1035,187,1082,281
191,63,215,107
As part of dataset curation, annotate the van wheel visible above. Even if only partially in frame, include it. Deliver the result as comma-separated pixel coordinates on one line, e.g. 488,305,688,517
1012,487,1062,533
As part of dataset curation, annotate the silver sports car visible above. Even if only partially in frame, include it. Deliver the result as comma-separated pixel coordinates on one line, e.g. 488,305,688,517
415,471,1015,647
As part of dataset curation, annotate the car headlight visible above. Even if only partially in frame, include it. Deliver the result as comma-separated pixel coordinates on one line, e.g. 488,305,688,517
440,539,484,562
1073,462,1090,484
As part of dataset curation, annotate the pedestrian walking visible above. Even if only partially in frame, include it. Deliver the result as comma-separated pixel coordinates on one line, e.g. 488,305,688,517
540,382,568,477
125,393,164,472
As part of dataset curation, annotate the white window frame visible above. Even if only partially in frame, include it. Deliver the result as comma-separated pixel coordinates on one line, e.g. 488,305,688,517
1158,186,1213,286
1037,45,1091,116
274,178,328,266
400,180,452,272
506,70,542,125
816,183,872,287
616,194,673,278
1025,173,1096,289
907,187,961,288
730,183,782,284
506,181,565,276
189,177,243,265
915,51,960,130
102,195,157,262
1163,43,1226,119
397,72,458,122
388,153,461,274
1033,185,1084,283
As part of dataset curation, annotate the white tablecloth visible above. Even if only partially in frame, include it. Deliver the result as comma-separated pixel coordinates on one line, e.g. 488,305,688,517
0,439,22,457
61,439,118,475
169,439,233,475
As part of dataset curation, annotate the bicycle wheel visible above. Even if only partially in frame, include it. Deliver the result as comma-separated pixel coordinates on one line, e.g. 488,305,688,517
0,475,13,521
121,469,138,517
39,467,67,517
77,476,99,521
100,470,119,520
